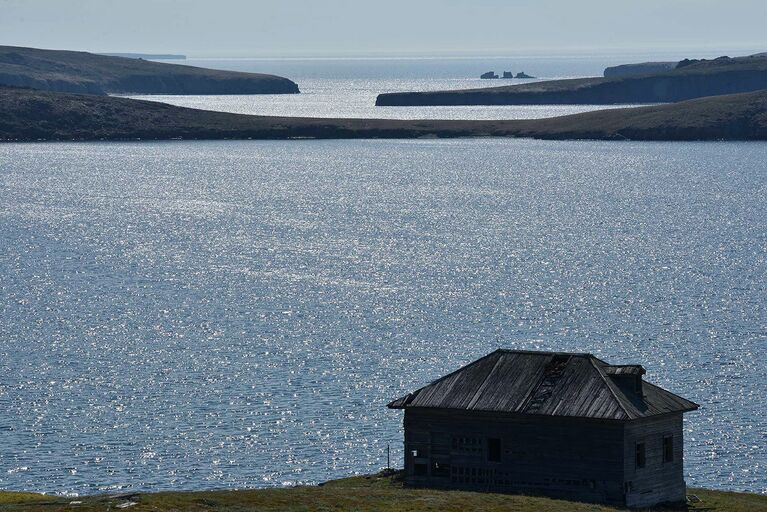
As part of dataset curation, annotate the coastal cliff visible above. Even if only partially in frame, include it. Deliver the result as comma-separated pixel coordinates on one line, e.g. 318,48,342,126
603,61,678,77
0,45,299,95
376,55,767,106
2,85,767,142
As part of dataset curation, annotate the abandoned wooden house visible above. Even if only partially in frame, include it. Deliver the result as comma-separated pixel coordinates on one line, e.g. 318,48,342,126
388,349,699,508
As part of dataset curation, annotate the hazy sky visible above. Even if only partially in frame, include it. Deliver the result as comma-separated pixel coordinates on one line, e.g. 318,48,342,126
2,0,766,58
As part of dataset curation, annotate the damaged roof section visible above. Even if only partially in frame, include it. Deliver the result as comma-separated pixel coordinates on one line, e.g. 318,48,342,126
388,349,698,420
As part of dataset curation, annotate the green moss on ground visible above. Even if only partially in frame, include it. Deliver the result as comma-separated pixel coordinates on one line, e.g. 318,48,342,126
1,473,765,512
0,492,57,505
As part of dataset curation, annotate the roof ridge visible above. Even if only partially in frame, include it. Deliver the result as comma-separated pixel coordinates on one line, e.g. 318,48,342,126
588,356,633,420
497,348,594,357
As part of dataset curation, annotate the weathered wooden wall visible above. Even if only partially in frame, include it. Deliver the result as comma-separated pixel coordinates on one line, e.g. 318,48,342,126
403,408,626,504
623,413,686,507
402,409,687,507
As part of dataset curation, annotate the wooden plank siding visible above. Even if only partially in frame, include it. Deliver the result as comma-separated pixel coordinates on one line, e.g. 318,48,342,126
403,409,626,505
623,413,687,507
391,350,697,507
402,409,688,507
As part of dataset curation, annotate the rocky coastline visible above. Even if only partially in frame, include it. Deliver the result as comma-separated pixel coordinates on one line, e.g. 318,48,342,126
376,55,767,106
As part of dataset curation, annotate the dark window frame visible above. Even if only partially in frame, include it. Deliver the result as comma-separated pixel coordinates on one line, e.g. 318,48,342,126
663,435,674,463
635,442,646,468
487,437,502,462
451,436,482,454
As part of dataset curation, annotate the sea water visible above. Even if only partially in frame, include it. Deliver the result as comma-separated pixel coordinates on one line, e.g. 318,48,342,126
0,138,765,495
127,54,672,119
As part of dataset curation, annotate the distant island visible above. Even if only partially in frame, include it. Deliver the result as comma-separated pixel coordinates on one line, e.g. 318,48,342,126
98,53,187,60
0,45,299,95
2,85,766,142
376,54,767,106
481,71,536,79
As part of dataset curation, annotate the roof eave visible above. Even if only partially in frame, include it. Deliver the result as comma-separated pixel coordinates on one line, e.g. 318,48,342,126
387,398,406,409
391,403,699,418
386,405,631,422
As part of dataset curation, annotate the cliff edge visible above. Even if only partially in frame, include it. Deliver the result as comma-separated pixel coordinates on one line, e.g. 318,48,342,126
603,61,678,77
376,55,767,106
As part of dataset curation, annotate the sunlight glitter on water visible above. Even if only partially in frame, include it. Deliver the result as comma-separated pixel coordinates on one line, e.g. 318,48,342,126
0,139,765,495
127,78,635,120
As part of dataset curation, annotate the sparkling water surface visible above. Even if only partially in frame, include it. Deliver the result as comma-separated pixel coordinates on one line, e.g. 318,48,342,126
127,78,635,120
0,139,765,495
127,54,652,119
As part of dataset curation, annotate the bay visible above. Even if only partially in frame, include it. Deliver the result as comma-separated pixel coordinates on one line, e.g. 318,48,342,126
0,138,765,495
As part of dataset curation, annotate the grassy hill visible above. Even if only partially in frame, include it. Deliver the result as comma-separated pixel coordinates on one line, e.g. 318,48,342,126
2,85,766,142
0,473,765,512
0,45,299,95
376,55,767,106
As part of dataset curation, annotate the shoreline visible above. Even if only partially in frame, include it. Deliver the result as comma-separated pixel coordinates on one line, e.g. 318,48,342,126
376,55,767,106
2,86,767,143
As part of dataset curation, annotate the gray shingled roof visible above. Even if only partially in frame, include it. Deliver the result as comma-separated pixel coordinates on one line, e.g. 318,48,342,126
388,349,699,421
